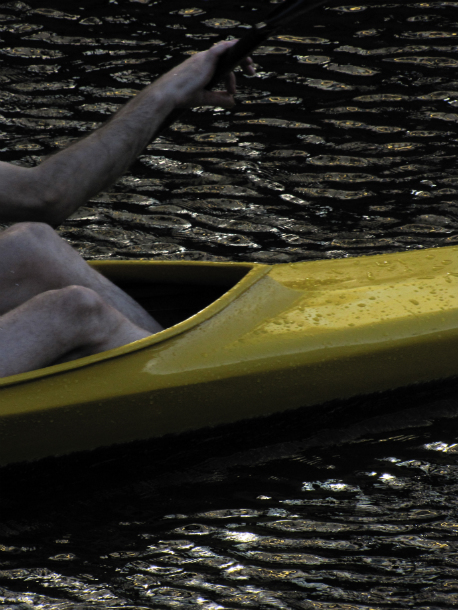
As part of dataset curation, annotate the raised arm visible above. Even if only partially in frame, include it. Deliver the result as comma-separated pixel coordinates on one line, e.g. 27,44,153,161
0,41,255,226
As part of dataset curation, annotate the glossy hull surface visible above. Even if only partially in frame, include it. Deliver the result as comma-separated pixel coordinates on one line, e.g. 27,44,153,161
1,246,458,466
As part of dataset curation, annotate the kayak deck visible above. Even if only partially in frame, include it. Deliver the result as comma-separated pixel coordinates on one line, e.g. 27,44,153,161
1,247,458,466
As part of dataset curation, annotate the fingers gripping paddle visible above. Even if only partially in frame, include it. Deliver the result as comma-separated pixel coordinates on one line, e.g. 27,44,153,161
205,0,329,89
157,0,329,134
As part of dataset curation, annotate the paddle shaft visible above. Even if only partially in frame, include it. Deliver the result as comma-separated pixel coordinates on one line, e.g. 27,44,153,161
155,0,328,135
156,27,268,135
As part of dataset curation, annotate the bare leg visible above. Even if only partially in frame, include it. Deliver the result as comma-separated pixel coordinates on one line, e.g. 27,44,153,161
0,222,162,333
0,285,152,378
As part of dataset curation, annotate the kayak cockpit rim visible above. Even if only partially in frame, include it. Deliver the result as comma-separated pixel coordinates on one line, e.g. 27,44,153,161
0,260,270,389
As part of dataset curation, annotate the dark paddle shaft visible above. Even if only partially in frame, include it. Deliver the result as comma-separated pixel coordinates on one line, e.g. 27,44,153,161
156,0,329,134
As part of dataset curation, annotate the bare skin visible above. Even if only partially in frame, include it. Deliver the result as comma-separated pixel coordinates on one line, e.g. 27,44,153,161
0,41,254,226
0,286,151,379
0,41,256,378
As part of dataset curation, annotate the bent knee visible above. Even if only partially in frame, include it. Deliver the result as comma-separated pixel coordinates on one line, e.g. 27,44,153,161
2,221,59,256
5,221,56,242
0,222,65,276
52,285,114,344
58,285,107,318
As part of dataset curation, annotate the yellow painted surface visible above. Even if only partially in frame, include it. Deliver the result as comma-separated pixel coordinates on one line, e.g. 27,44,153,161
1,247,458,466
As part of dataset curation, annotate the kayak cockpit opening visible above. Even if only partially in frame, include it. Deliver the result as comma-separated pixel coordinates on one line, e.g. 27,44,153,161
92,261,259,329
119,281,234,328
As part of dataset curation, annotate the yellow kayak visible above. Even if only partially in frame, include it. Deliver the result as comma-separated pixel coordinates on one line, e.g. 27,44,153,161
1,245,458,467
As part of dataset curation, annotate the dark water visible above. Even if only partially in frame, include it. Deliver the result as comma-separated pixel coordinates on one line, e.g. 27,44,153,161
1,0,458,608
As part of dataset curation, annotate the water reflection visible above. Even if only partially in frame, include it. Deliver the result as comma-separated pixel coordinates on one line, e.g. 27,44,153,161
2,385,458,608
0,0,455,258
1,0,458,608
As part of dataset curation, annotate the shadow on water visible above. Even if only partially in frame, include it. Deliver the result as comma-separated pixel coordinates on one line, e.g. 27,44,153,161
2,379,458,607
2,377,458,516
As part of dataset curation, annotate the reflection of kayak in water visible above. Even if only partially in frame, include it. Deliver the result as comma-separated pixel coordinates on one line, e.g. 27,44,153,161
1,245,458,467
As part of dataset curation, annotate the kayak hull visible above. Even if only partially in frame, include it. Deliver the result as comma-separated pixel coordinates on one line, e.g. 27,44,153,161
1,246,458,466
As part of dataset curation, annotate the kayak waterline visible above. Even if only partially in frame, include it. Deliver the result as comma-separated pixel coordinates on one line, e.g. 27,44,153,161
1,245,458,467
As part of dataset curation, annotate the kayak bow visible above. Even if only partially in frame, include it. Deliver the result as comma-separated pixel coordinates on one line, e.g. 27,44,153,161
1,245,458,466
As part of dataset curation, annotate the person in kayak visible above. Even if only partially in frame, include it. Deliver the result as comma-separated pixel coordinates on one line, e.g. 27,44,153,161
0,41,255,378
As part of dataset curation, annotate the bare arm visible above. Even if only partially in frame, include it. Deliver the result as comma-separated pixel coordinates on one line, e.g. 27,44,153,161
0,41,255,226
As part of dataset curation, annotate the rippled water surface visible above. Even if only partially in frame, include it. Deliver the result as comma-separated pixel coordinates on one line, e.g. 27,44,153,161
2,0,458,608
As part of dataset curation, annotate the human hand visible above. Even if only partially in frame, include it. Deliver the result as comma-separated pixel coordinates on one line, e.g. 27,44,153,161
157,40,256,110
